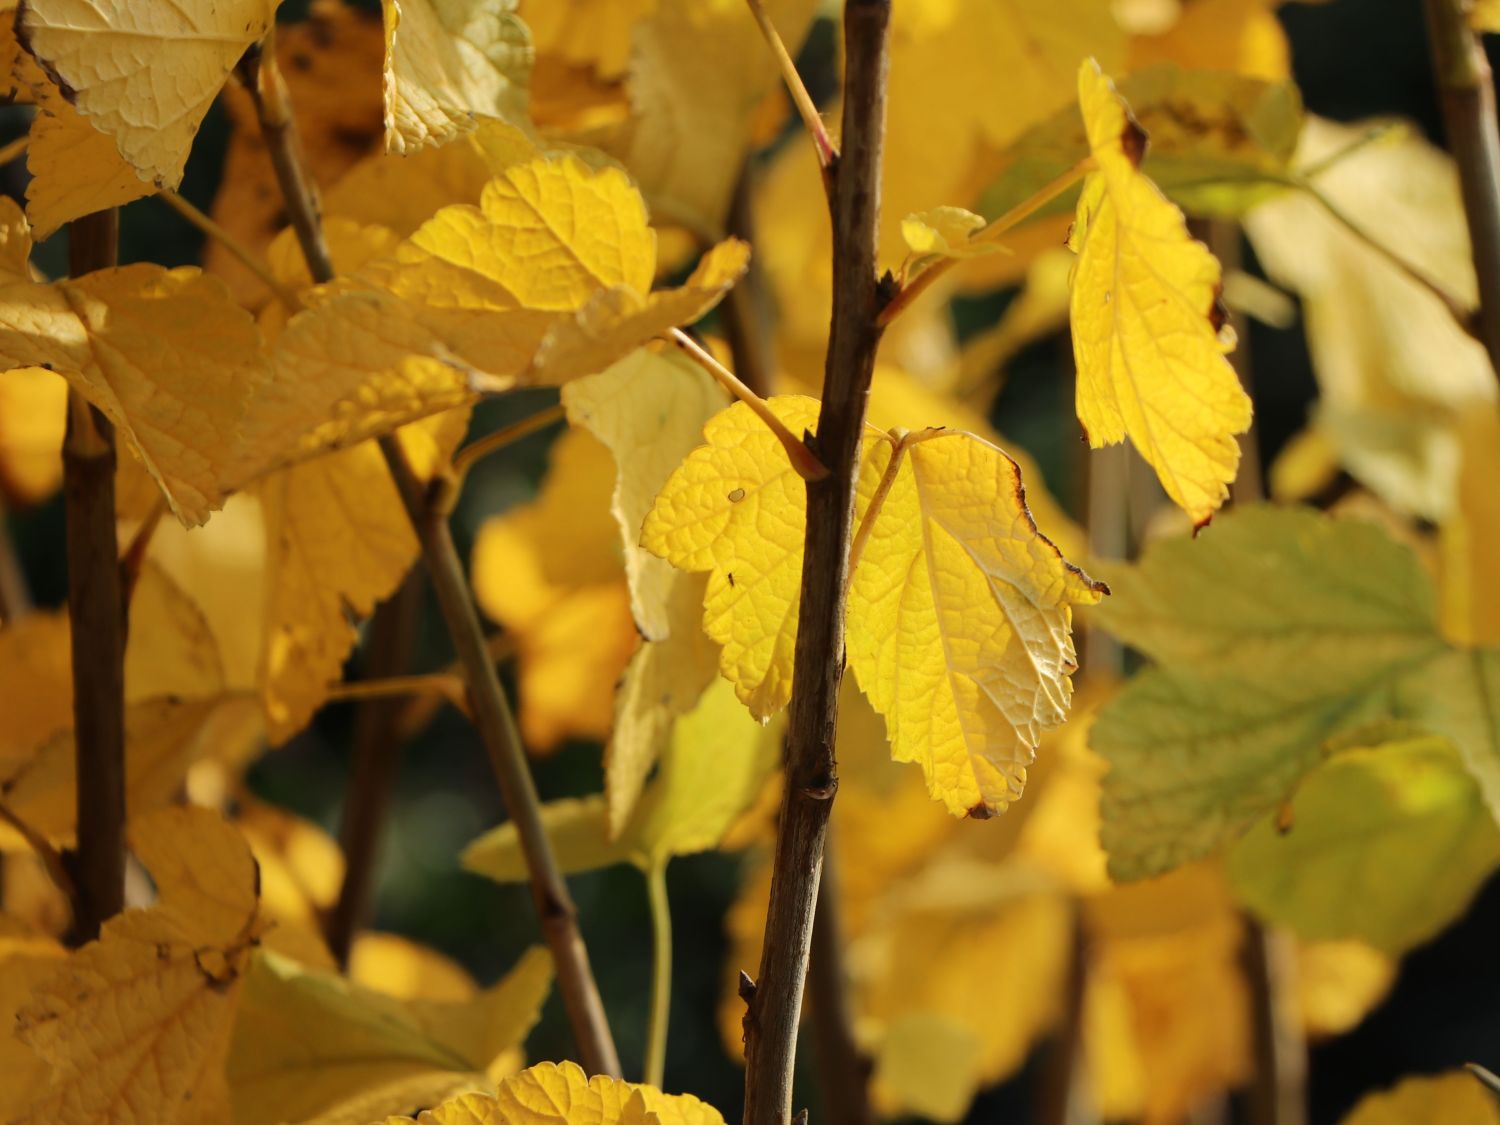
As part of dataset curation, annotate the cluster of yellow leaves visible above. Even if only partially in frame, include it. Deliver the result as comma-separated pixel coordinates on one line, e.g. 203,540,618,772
644,392,1105,817
0,803,572,1125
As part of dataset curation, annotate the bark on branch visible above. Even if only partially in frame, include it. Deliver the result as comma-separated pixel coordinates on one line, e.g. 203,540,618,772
741,3,892,1120
64,209,125,944
1424,0,1500,380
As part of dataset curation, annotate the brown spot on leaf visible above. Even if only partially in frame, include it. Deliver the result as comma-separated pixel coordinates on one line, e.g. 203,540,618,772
966,802,998,820
1120,112,1149,169
727,487,746,503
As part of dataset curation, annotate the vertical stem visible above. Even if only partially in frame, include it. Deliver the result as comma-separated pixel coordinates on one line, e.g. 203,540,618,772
643,862,673,1090
326,572,423,968
1424,0,1500,380
381,435,622,1078
721,161,777,398
741,3,891,1122
63,208,124,944
1037,907,1094,1125
0,501,31,623
806,832,873,1125
1241,917,1307,1125
244,48,621,1077
1203,220,1263,504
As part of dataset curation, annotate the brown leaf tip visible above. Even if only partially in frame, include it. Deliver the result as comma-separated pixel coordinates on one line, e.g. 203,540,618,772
966,802,998,820
738,970,757,1004
1120,112,1149,170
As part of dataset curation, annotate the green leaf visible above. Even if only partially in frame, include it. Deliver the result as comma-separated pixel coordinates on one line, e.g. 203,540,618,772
1227,737,1500,954
1090,504,1500,879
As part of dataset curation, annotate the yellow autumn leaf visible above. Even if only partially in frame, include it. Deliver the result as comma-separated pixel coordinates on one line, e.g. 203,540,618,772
0,366,64,508
1341,1071,1500,1125
0,918,66,1118
1069,60,1252,526
604,0,817,238
227,945,552,1123
1295,940,1395,1039
1442,410,1500,646
18,0,278,189
531,239,749,384
256,415,465,742
520,0,653,79
1128,0,1289,81
11,806,263,1124
236,798,344,971
381,1060,727,1124
901,206,1005,262
382,0,531,154
642,396,819,720
350,932,478,1002
471,426,640,750
847,428,1106,816
0,253,273,527
1476,0,1500,31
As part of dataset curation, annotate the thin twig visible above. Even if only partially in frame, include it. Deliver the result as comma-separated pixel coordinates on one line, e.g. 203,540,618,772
878,158,1092,327
745,0,835,168
327,574,422,968
1242,916,1307,1125
395,631,514,741
0,800,76,906
806,832,873,1125
245,42,622,1078
667,328,828,481
643,862,673,1090
439,402,568,515
0,133,28,168
326,671,467,708
241,33,336,285
721,162,777,398
63,209,124,945
741,3,891,1121
1423,0,1500,378
157,189,305,312
118,497,166,604
1037,906,1093,1125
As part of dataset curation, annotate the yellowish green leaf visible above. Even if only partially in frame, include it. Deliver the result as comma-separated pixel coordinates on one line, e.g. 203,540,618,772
227,946,551,1123
1227,737,1500,954
901,206,1002,261
1069,60,1252,526
382,0,531,154
1090,504,1500,879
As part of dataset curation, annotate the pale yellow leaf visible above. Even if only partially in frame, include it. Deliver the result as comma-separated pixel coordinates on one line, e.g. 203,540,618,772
382,0,531,154
0,366,65,506
1341,1071,1500,1125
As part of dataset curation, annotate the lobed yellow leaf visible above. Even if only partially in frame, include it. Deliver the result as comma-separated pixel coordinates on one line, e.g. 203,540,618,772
18,0,278,189
381,1060,726,1124
520,0,654,80
1069,60,1252,526
901,206,1004,262
382,0,531,154
641,396,819,721
645,395,1101,815
848,429,1106,816
12,807,263,1124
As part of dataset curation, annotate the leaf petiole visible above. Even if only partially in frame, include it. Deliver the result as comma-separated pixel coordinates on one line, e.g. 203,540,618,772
667,328,829,481
846,427,945,577
437,402,569,516
744,0,835,169
157,189,305,313
643,861,673,1090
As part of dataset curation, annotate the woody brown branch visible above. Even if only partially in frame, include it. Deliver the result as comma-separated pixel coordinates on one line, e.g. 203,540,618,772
740,2,892,1121
243,45,622,1076
64,208,126,945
